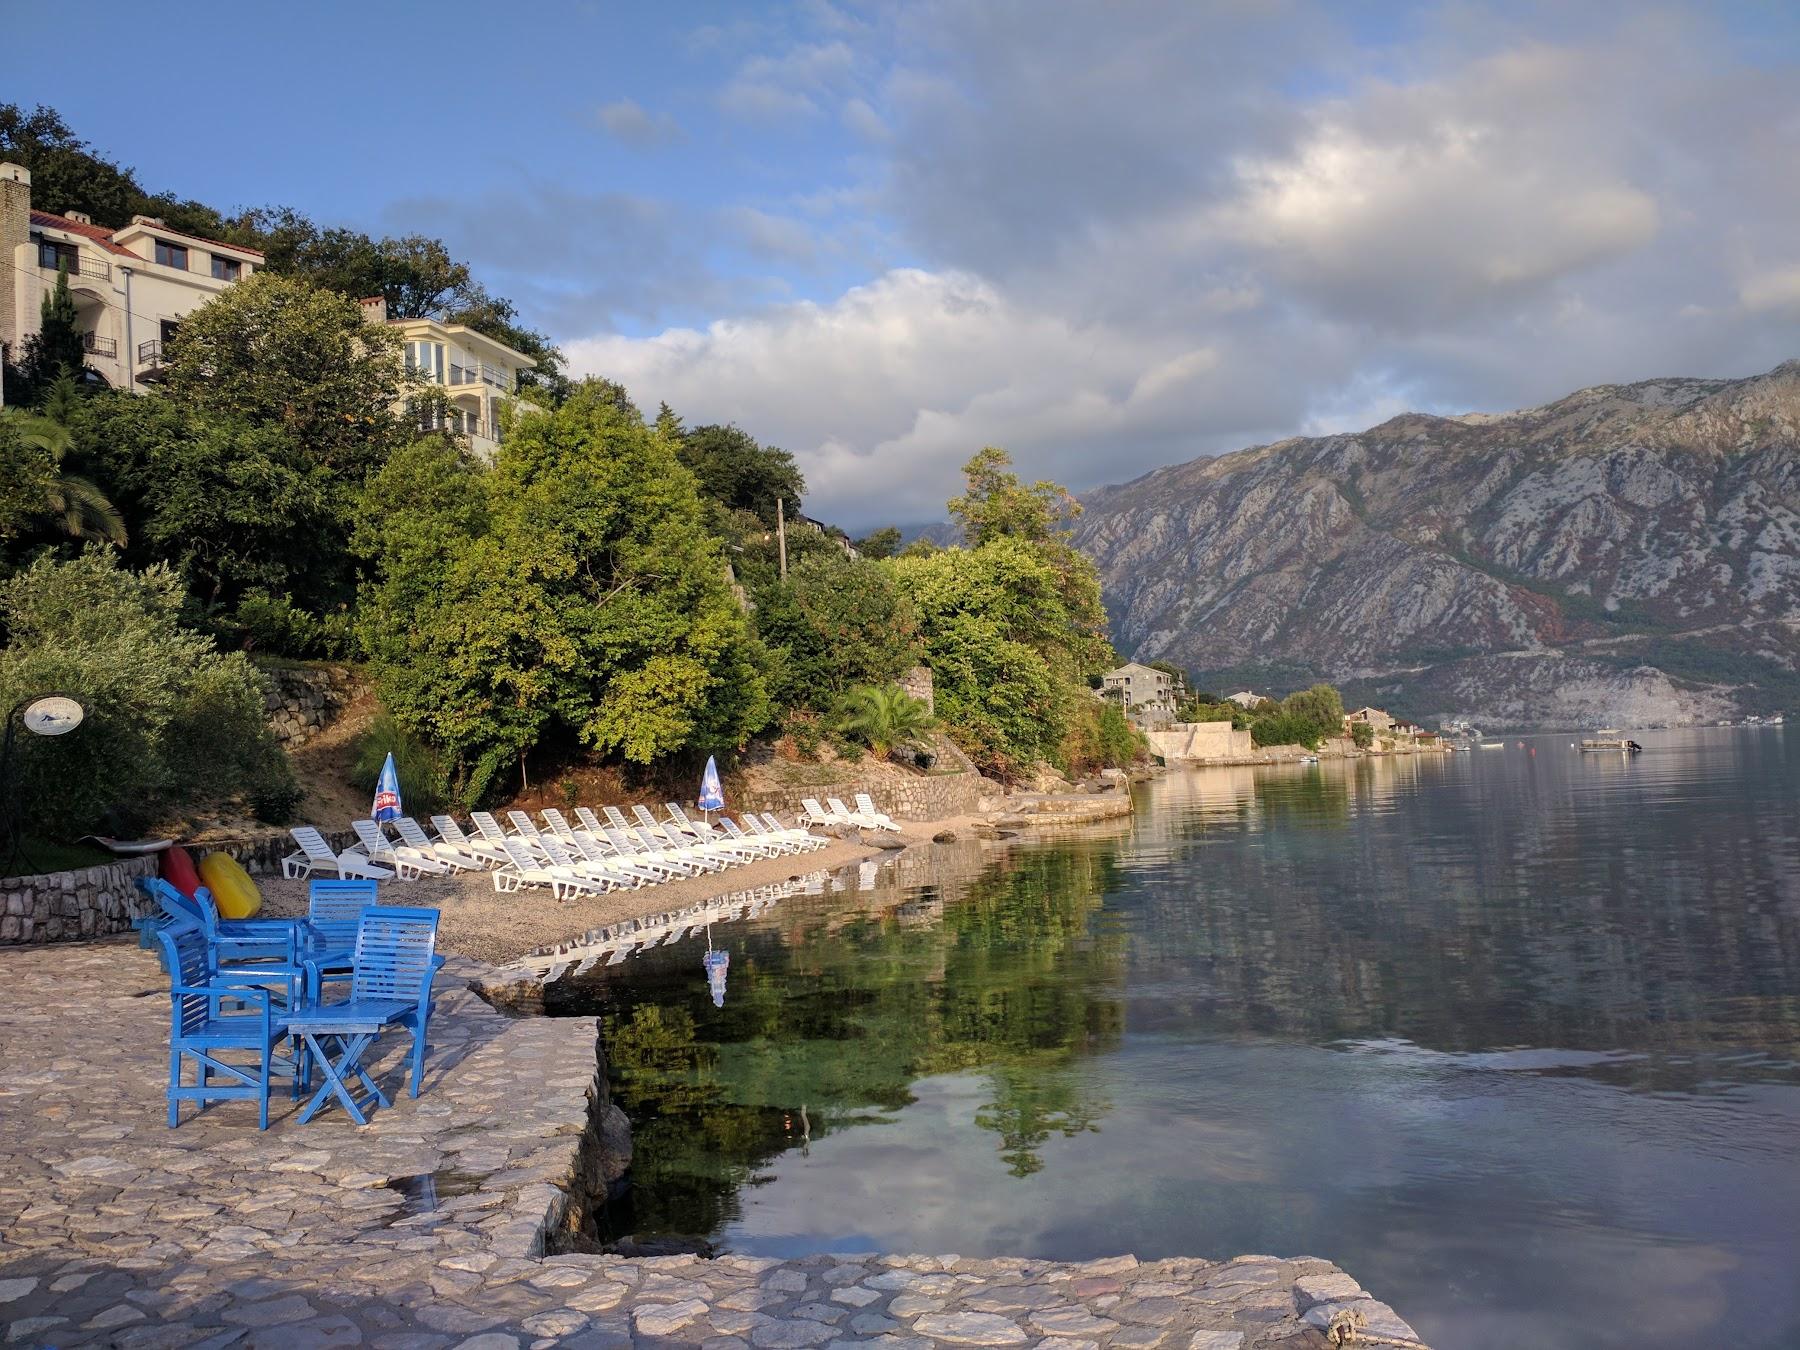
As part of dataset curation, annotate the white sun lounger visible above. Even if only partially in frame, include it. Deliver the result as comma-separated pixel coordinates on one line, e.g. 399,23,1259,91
799,798,836,827
756,812,830,850
432,815,509,867
853,794,902,831
491,837,613,900
282,825,392,881
351,819,450,880
395,816,483,871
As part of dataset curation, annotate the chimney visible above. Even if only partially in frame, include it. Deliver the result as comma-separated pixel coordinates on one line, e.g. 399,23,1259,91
0,163,31,368
130,214,165,227
359,295,389,325
65,210,92,225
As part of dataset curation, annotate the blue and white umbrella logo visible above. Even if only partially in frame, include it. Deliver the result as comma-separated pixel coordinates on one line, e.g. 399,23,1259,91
373,751,402,823
698,755,724,812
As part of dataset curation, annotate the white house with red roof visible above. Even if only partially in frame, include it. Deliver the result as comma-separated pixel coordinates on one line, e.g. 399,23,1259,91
1,161,260,400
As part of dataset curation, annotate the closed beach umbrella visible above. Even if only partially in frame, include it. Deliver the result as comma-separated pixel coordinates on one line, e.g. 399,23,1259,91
698,755,724,813
703,947,729,1007
373,751,402,823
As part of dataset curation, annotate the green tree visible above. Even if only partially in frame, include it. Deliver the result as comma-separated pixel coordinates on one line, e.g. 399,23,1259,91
753,552,918,711
0,549,296,836
357,384,772,801
159,271,407,471
854,525,904,559
948,445,1082,548
18,265,88,393
835,684,934,759
895,538,1077,777
1,382,125,545
678,424,806,528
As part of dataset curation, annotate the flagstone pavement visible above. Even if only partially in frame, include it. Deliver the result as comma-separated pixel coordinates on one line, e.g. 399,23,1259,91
0,940,1426,1349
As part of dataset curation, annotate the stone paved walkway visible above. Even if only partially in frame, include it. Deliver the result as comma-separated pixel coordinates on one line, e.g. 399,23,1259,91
0,940,1426,1349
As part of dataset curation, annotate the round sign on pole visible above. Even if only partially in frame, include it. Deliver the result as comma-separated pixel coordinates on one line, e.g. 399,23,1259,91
21,696,85,737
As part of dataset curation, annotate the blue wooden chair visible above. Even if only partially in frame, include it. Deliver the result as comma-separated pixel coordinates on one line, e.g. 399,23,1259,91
297,907,441,1121
137,877,301,966
157,924,299,1130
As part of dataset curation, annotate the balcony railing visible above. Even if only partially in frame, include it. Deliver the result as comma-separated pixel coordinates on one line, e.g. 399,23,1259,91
136,339,168,373
81,332,117,359
77,256,111,281
447,361,514,392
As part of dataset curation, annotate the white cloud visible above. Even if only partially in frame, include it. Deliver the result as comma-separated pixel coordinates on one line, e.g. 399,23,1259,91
570,270,1314,527
1738,266,1800,314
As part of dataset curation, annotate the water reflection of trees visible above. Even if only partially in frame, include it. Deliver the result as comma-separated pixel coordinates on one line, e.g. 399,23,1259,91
558,845,1128,1241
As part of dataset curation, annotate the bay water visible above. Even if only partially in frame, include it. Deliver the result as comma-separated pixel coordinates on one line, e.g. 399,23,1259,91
551,729,1800,1349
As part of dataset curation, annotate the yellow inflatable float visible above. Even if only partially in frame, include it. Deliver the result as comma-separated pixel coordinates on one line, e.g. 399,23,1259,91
197,851,263,919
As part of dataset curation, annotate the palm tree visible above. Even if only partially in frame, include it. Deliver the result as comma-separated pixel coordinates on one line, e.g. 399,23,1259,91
837,684,934,758
2,377,126,545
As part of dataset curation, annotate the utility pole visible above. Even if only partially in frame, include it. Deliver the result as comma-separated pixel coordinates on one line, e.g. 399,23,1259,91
777,497,788,581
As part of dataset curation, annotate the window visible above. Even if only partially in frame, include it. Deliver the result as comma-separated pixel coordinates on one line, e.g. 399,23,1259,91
210,254,241,281
406,341,446,382
33,234,78,273
154,239,188,270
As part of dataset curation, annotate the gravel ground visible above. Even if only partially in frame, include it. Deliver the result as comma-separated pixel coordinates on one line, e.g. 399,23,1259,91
257,817,983,965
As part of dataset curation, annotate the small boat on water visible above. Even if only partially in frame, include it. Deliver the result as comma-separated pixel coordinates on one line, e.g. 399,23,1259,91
1581,736,1643,753
1477,740,1505,749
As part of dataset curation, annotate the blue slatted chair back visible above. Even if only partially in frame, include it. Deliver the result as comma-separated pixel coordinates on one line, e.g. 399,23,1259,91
350,907,439,1004
138,876,202,931
159,924,216,1037
309,878,378,947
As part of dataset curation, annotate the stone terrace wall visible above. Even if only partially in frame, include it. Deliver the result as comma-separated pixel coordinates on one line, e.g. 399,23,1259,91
1,855,158,944
0,827,359,946
259,662,360,747
741,768,996,821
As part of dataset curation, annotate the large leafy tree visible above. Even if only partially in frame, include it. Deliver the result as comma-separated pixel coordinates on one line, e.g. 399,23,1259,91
678,424,806,528
159,271,407,470
76,274,414,611
893,451,1117,779
358,384,772,802
752,552,918,712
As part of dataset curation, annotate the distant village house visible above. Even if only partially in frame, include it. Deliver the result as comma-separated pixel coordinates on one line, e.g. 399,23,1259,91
1102,662,1176,715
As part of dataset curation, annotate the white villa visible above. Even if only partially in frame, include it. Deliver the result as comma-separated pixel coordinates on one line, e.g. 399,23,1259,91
2,162,534,457
360,297,535,459
2,162,263,399
1225,690,1268,710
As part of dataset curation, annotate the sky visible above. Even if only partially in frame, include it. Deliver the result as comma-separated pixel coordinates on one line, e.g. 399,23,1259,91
15,1,1800,528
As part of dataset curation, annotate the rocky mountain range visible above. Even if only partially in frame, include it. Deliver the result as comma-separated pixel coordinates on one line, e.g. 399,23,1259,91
1071,360,1800,728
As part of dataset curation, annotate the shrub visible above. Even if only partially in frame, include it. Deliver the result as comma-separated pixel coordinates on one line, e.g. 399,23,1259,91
223,590,358,660
351,713,448,816
1349,721,1374,749
0,549,295,836
1061,700,1144,775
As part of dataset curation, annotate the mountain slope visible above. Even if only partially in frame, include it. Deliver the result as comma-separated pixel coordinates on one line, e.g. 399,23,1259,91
1072,361,1800,727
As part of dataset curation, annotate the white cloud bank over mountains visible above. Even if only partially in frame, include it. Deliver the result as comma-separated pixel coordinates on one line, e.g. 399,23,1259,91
566,3,1800,528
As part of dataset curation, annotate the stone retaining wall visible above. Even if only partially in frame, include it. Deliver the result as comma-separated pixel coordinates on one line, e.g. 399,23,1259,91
0,827,358,945
0,855,159,944
741,768,997,821
259,662,359,746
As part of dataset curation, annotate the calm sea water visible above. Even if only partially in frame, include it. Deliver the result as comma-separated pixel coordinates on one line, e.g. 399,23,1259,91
550,729,1800,1349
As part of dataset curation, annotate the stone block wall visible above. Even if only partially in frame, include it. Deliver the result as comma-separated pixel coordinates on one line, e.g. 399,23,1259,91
0,856,159,944
741,768,997,822
259,663,360,747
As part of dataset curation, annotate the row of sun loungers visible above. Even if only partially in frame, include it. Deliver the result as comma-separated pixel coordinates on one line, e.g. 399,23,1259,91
282,801,839,897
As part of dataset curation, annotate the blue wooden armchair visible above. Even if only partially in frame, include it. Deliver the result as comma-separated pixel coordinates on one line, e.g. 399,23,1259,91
137,877,301,966
157,924,299,1129
302,906,441,1102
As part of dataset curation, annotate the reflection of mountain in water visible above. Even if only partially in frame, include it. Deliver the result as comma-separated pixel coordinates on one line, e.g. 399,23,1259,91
547,842,1129,1241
